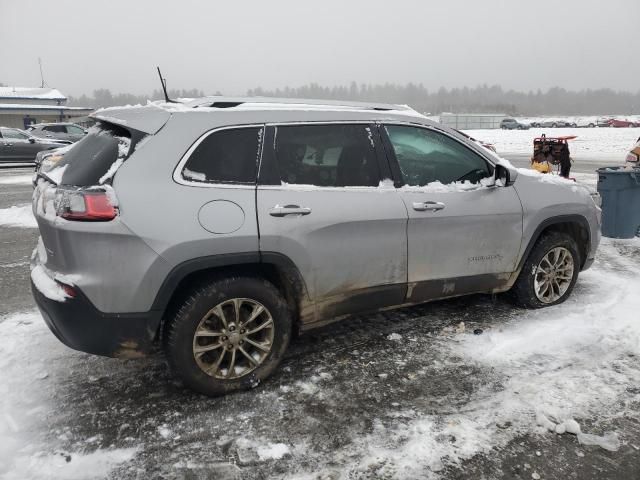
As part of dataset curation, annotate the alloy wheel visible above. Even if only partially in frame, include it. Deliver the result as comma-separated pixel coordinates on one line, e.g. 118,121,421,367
192,298,275,379
533,247,575,304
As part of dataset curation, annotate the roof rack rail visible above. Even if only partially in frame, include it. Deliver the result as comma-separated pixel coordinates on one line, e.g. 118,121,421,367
186,96,411,112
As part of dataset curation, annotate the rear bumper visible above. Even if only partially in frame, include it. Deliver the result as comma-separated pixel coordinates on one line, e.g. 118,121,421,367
32,280,161,358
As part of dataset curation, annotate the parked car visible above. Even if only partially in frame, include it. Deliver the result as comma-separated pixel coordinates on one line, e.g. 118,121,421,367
500,118,529,130
455,130,497,152
28,122,88,143
626,137,640,166
0,127,69,164
31,98,601,396
596,117,612,127
574,117,597,128
608,118,640,128
532,119,576,128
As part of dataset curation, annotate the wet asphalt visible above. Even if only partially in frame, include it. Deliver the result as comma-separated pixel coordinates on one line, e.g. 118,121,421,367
1,166,639,480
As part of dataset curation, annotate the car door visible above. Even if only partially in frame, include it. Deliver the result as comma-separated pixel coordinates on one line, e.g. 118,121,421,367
0,128,42,162
380,123,523,302
256,123,409,324
0,129,14,162
42,125,66,140
0,128,26,162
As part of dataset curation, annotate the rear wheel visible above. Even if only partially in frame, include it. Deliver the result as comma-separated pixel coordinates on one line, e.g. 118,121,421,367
511,232,580,308
165,276,292,396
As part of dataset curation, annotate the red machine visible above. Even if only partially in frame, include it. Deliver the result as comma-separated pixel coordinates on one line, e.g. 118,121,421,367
531,134,577,177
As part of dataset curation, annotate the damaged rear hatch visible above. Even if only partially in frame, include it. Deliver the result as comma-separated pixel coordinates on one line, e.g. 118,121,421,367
31,120,148,302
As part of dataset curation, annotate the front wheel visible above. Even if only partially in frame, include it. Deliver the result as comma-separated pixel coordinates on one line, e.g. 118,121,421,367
165,276,292,396
511,232,580,308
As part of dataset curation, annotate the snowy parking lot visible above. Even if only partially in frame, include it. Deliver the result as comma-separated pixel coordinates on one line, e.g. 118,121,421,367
464,127,639,174
1,166,639,480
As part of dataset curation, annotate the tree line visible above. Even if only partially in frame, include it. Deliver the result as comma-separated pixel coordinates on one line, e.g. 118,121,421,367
63,83,640,115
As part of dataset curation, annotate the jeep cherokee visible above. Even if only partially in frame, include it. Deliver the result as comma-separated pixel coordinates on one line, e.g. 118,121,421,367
30,97,601,396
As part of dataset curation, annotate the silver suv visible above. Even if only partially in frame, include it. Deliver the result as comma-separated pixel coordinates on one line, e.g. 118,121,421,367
28,122,87,143
31,98,601,396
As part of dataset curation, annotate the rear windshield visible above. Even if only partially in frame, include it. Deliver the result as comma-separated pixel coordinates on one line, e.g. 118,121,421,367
49,122,135,186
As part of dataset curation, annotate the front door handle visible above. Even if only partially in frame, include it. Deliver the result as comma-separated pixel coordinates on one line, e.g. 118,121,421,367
412,201,445,212
269,205,312,217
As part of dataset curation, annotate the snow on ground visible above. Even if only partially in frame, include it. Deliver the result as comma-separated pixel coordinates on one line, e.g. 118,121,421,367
1,238,639,479
464,127,639,160
310,238,640,479
0,205,37,228
0,174,33,185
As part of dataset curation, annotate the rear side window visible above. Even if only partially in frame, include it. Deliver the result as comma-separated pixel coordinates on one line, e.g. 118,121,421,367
46,122,133,186
274,124,380,187
181,127,263,184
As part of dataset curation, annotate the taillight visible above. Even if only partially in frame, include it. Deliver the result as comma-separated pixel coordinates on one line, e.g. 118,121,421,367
56,189,118,221
626,152,639,164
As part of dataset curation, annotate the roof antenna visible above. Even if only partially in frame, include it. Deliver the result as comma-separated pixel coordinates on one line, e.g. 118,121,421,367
156,66,177,103
38,57,47,88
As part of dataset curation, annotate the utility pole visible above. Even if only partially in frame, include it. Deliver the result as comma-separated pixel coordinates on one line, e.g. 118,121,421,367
38,58,46,88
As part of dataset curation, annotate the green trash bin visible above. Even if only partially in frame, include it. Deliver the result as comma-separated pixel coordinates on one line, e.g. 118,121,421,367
597,167,640,239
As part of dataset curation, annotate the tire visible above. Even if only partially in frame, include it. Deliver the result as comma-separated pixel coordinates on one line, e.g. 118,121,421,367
510,232,580,309
165,276,292,396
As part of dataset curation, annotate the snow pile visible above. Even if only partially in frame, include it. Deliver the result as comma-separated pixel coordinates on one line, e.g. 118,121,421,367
453,237,640,444
4,447,138,480
0,312,139,479
256,443,291,461
0,205,37,228
233,438,291,463
316,238,640,478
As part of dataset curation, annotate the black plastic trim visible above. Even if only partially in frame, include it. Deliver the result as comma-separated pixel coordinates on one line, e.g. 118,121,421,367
32,280,160,358
150,252,261,312
516,214,592,273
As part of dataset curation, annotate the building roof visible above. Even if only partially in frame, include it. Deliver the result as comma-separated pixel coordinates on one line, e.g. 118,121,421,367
0,87,67,101
0,103,93,113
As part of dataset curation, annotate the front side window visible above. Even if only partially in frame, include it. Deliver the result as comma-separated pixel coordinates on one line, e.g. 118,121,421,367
385,125,492,186
274,124,379,187
181,127,263,184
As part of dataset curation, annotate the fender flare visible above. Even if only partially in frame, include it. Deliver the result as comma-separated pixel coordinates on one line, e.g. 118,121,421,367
150,251,310,314
516,214,591,274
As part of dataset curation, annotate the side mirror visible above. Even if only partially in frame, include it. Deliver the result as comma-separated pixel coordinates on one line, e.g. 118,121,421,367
495,164,516,187
28,138,36,143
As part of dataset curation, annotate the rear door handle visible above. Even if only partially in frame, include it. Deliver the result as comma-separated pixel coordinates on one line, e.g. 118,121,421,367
269,205,312,217
412,201,445,212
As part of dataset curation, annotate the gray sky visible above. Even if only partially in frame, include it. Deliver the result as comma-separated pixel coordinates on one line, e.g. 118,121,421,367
1,0,638,97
